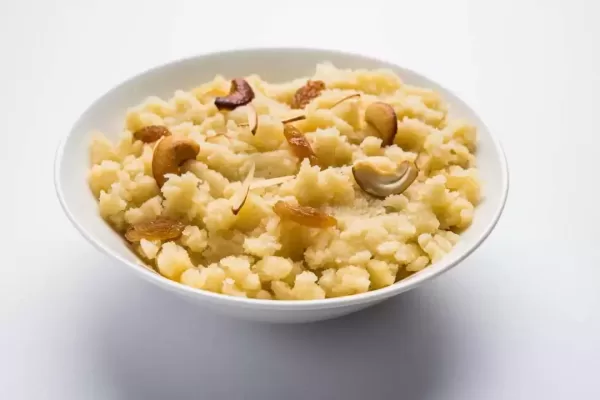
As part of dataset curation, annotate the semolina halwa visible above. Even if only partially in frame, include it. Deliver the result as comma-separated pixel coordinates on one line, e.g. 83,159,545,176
88,62,481,300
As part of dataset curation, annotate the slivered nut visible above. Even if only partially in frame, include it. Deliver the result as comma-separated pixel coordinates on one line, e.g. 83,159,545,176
249,176,295,190
329,93,360,109
246,105,258,135
281,115,306,124
231,163,255,215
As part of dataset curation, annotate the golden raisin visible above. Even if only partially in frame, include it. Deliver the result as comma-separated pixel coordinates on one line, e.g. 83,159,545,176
273,201,337,228
125,217,186,242
291,80,325,109
133,125,171,143
283,124,318,166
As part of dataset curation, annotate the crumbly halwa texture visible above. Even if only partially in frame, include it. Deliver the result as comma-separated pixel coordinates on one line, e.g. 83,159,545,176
88,63,480,300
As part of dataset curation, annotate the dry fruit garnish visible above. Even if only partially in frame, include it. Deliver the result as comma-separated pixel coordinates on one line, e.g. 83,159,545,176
329,93,361,109
283,124,318,166
364,102,398,146
152,136,200,187
246,104,258,135
352,160,418,198
240,115,306,128
231,163,255,215
273,201,337,228
249,175,295,190
125,217,186,242
133,125,171,143
281,115,306,124
205,132,235,142
214,78,255,110
291,80,326,109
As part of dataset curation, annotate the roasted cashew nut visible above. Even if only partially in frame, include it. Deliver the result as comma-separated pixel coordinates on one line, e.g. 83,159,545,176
214,78,255,110
352,160,418,198
152,136,200,187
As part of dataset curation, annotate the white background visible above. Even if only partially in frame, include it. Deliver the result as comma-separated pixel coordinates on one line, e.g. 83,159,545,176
1,0,599,399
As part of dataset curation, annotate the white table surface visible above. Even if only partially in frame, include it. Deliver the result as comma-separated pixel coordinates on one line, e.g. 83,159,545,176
2,0,599,399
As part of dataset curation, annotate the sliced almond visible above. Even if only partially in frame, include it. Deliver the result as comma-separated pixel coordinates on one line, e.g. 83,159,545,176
247,104,258,135
241,115,306,126
329,93,361,109
231,163,256,215
249,175,295,190
281,115,306,124
205,132,235,142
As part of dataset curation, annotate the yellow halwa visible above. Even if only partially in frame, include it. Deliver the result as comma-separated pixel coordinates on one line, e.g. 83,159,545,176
88,62,480,300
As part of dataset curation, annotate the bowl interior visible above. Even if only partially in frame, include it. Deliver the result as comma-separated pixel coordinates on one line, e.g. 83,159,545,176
56,48,508,306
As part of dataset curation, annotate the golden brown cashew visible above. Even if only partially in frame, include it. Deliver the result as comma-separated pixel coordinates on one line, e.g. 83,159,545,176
152,136,200,187
352,160,418,198
214,78,255,110
365,102,398,146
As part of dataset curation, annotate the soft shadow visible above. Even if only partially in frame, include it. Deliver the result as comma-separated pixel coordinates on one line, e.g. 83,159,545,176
90,266,473,400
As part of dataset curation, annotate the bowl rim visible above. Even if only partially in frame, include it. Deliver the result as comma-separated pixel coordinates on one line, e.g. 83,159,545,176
54,46,509,310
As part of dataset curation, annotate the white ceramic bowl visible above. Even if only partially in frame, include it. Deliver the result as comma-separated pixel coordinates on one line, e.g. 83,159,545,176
55,48,509,323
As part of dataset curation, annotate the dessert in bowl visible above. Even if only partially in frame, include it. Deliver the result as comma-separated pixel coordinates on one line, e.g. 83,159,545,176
55,48,508,322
